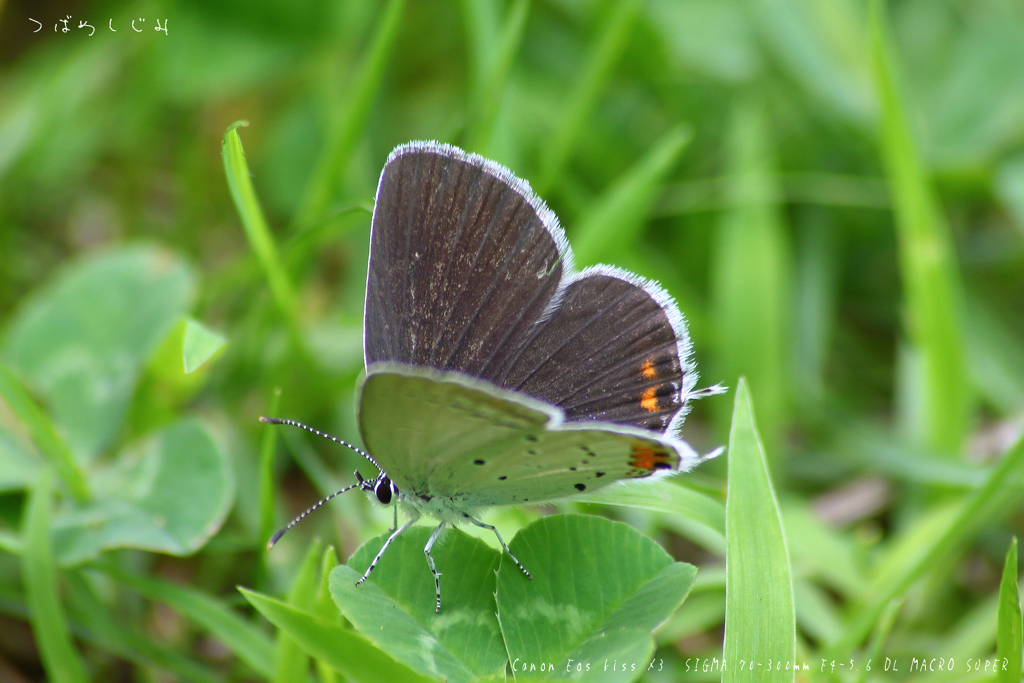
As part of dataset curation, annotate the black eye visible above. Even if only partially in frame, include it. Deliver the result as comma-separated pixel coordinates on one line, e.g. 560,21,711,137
375,476,393,505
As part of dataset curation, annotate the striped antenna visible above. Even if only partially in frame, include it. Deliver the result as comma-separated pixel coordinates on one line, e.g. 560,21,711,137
259,416,383,471
260,416,382,549
266,481,365,549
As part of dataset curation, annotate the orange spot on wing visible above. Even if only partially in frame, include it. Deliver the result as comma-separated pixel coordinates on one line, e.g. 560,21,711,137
641,359,656,380
630,444,673,472
641,387,659,412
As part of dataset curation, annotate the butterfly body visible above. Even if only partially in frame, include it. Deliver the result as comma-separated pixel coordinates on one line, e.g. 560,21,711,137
266,141,723,611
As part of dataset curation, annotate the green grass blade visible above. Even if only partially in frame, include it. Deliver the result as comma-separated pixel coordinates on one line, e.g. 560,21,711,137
656,587,726,643
572,125,691,267
97,563,275,678
998,537,1022,683
751,0,871,125
573,478,725,538
781,502,866,602
459,0,499,97
22,471,88,683
535,0,641,194
314,547,341,683
792,211,837,403
723,379,795,682
793,578,843,645
464,0,531,155
0,363,90,503
965,295,1024,415
242,588,436,683
182,317,227,374
711,102,791,459
63,569,222,683
222,121,301,341
869,0,970,455
853,599,902,683
274,539,321,683
294,0,407,227
658,172,890,215
834,430,1024,653
940,592,1003,669
0,530,23,555
260,387,283,555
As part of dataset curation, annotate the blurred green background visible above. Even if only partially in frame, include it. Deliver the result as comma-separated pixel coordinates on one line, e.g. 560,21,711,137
2,0,1024,680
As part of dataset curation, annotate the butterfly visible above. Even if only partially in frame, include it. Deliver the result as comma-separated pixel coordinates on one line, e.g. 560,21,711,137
264,141,723,612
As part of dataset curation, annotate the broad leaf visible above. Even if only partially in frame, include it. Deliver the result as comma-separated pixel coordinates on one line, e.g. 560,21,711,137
496,514,695,682
3,246,195,462
332,526,507,683
53,418,232,564
182,318,226,373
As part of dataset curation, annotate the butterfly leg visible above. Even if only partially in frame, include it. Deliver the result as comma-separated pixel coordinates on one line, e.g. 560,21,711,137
423,521,447,613
356,516,417,586
463,513,532,580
